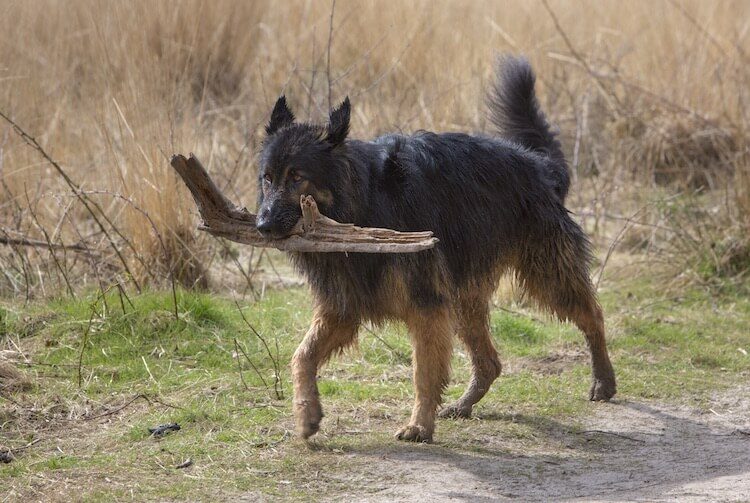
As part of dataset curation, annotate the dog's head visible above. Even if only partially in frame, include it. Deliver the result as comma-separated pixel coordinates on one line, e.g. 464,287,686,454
256,96,351,239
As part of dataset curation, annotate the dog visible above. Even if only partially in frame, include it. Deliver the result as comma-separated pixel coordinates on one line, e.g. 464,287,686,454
256,56,616,443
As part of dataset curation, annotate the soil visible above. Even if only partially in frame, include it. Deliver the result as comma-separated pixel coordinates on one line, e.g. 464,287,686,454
346,387,750,502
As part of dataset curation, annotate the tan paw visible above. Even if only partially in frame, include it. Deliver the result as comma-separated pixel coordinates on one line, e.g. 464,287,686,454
438,402,473,419
589,376,617,401
395,424,433,443
294,399,323,439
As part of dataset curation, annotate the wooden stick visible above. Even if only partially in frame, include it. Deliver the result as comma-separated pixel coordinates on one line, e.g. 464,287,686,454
170,154,438,253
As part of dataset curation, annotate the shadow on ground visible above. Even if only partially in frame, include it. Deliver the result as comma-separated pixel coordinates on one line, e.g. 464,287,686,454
339,393,750,502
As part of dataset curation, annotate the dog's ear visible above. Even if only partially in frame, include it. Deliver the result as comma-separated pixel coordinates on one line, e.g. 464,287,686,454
266,96,295,135
326,97,351,146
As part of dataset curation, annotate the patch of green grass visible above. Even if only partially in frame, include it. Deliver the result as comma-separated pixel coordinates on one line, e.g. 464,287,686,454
42,455,80,470
2,274,750,500
492,313,547,349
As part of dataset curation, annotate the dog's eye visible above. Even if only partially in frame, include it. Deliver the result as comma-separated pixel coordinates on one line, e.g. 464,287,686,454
263,174,272,184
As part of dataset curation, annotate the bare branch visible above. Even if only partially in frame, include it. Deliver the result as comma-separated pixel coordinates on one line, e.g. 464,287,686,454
0,234,90,252
170,153,438,253
326,0,336,110
0,109,143,290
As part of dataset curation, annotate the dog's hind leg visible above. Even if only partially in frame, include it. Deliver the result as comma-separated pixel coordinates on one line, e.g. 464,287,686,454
439,296,502,419
516,217,616,401
396,306,453,443
563,297,615,401
569,298,615,401
292,306,359,439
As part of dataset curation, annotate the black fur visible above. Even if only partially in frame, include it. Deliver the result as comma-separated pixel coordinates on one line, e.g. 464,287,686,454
260,57,616,434
326,97,351,145
489,56,570,200
257,57,583,322
265,96,295,135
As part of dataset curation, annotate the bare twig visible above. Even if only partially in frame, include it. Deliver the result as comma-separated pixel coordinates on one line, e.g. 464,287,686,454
24,188,75,297
593,195,681,290
175,458,193,469
234,337,269,391
83,393,182,421
665,0,729,59
540,0,622,117
212,236,259,300
84,393,149,421
0,109,142,291
0,234,90,252
234,300,284,400
581,430,646,443
307,27,318,119
73,189,179,319
3,437,43,456
77,291,104,388
326,0,336,110
361,324,409,364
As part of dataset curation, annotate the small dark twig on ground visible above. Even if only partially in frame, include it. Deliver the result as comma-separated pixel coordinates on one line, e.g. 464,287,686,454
175,458,193,469
149,423,181,438
581,430,647,443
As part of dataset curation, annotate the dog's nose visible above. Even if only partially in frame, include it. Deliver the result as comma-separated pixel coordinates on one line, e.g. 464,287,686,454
256,217,274,235
256,207,276,234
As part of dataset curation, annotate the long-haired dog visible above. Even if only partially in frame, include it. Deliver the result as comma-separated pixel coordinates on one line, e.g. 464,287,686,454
256,56,616,443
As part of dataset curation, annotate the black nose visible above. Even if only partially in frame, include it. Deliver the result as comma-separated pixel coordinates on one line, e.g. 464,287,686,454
256,217,274,235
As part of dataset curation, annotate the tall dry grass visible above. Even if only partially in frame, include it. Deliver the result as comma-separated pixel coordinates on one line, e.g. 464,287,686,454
0,0,748,297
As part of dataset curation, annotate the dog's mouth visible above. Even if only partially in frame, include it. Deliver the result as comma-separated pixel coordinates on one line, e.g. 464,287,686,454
256,212,301,240
258,227,293,240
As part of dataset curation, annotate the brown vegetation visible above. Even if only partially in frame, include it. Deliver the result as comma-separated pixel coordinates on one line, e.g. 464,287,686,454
0,0,748,297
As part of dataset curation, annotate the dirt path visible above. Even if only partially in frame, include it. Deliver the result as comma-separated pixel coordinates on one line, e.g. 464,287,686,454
347,388,750,502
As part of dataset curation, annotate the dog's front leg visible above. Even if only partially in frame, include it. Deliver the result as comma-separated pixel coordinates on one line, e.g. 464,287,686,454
396,307,453,443
292,308,359,439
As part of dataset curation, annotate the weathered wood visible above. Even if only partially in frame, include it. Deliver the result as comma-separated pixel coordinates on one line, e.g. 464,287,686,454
170,153,438,253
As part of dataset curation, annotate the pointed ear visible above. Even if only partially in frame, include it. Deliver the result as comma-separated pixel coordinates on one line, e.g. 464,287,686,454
326,97,351,146
265,96,295,135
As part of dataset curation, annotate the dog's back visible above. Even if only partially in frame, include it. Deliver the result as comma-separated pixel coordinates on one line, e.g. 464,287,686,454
293,57,574,319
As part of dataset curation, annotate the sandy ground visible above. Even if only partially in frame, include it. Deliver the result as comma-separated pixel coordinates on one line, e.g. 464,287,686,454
346,388,750,503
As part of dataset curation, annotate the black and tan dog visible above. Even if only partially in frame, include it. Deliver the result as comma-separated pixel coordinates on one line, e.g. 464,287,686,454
256,56,616,443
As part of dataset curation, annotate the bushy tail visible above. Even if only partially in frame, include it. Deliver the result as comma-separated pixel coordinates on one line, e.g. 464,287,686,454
488,56,570,201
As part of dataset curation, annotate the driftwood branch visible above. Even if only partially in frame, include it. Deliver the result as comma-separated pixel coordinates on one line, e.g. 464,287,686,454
170,154,437,253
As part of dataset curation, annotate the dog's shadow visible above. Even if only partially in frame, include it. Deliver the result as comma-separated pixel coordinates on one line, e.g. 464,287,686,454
335,399,750,501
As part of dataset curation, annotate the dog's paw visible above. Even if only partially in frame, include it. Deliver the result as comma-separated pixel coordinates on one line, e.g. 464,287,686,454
438,403,472,419
395,424,432,443
294,399,323,439
589,377,617,401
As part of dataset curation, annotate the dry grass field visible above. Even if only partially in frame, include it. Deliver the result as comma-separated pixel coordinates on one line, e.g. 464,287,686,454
1,1,750,501
0,0,748,293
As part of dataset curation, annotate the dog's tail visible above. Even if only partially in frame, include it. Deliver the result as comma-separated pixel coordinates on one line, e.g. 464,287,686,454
488,56,570,201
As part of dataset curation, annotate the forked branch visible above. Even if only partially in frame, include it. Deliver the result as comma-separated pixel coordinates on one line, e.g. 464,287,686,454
170,154,437,253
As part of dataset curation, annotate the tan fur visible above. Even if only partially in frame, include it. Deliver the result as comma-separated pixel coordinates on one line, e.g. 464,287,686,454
395,306,454,442
290,224,614,442
439,290,503,418
514,240,616,399
297,180,334,208
292,305,359,438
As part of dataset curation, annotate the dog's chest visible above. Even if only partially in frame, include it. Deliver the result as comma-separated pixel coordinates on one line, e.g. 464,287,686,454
290,252,409,321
